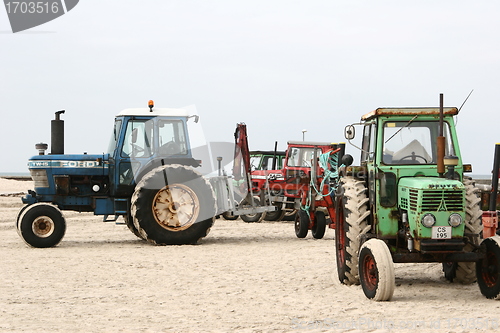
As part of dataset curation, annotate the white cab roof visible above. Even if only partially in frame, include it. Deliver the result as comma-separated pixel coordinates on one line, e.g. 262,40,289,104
117,108,190,117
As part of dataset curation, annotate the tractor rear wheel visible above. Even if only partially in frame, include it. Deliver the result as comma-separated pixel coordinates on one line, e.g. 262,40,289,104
131,165,215,245
335,177,370,285
295,210,309,238
311,210,326,239
443,178,482,284
124,212,144,240
359,239,395,301
17,203,66,248
477,236,500,299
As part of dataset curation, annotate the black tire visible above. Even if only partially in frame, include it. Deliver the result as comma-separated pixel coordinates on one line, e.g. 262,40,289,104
311,210,326,239
15,204,30,237
222,211,239,221
240,196,266,223
264,205,286,221
442,262,457,281
131,165,215,245
445,178,482,283
295,209,309,238
477,236,500,299
18,203,66,248
335,177,370,285
123,212,144,240
359,239,395,301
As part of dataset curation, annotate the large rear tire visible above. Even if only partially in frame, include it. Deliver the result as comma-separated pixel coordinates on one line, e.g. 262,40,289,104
17,203,66,248
443,178,482,284
131,165,215,245
359,239,395,301
477,236,500,299
335,177,370,285
124,212,144,240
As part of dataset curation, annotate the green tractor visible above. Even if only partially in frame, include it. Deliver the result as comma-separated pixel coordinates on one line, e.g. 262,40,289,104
336,98,500,301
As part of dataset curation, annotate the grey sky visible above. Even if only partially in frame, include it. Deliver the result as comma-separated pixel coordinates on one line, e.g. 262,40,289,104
1,1,499,175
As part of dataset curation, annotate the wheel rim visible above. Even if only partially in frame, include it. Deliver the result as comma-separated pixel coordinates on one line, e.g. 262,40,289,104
32,215,55,238
152,184,200,231
362,252,378,291
481,250,499,288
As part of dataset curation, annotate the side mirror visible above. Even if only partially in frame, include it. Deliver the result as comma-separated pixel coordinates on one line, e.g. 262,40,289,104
344,125,355,140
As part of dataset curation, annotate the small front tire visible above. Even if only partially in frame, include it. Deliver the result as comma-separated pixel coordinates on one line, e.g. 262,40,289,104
295,210,309,238
359,239,395,301
18,203,66,248
311,211,326,239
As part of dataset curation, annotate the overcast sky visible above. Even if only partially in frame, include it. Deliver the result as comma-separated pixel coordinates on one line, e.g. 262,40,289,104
1,1,499,175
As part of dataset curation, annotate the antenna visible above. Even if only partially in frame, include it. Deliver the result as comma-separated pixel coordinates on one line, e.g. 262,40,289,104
458,89,474,113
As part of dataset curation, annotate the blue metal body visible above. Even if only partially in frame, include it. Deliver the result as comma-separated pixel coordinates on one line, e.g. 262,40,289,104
23,114,199,218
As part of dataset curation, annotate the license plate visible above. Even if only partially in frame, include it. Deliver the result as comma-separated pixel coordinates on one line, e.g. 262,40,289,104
432,226,452,239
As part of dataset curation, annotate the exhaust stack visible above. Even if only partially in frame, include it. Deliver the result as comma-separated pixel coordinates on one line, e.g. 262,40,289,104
437,94,445,177
51,110,65,155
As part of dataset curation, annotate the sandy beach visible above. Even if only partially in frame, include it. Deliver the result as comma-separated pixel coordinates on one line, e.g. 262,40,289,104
1,177,499,333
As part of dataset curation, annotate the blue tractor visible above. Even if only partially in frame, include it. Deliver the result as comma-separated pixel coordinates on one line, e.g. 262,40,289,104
18,101,224,247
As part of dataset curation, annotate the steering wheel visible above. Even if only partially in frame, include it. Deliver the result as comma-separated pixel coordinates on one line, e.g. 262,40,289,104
131,143,144,153
159,141,181,155
399,154,428,163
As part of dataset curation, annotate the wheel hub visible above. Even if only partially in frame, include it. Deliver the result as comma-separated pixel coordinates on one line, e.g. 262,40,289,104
32,216,55,238
152,184,200,231
362,254,378,291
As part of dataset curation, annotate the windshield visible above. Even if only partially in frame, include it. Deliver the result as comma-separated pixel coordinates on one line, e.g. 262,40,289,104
158,120,188,155
382,120,455,165
287,147,322,167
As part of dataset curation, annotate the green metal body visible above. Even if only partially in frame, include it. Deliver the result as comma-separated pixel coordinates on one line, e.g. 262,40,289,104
356,108,468,253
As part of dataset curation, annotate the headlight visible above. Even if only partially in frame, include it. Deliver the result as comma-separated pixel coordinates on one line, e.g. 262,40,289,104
448,213,463,227
421,213,436,228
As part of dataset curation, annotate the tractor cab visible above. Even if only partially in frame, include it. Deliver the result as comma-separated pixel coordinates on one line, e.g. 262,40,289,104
108,105,200,197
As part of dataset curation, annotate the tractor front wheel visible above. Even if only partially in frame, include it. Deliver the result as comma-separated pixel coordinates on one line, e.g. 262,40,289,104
295,210,309,238
359,239,395,301
17,203,66,248
311,210,326,239
477,236,500,299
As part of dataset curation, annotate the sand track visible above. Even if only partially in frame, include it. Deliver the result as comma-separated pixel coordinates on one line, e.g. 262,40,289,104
1,179,499,332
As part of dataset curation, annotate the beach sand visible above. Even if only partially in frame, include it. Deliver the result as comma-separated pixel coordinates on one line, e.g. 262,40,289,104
1,178,499,332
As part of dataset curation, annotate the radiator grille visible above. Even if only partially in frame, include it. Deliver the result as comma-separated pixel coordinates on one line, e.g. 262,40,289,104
409,189,464,212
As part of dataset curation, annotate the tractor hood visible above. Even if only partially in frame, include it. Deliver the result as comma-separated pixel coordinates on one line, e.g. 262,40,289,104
398,176,466,247
398,177,464,191
28,154,109,192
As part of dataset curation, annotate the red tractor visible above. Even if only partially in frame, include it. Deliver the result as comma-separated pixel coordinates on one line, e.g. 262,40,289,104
246,140,346,238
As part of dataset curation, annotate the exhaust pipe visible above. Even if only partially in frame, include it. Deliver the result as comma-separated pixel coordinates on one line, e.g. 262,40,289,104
437,94,445,177
51,110,65,155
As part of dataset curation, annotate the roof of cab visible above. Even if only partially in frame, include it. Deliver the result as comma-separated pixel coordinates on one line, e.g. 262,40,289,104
117,108,190,117
361,107,459,121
